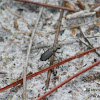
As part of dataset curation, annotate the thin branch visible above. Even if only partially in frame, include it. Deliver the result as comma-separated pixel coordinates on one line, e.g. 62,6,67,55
63,17,100,29
79,38,93,48
90,3,100,10
23,0,47,99
15,0,77,12
79,27,100,57
66,10,95,20
86,36,100,38
46,1,64,89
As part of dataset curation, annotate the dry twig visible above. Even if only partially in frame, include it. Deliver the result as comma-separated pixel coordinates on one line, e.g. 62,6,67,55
46,0,64,89
79,27,100,57
90,3,100,10
15,0,77,12
69,17,100,28
66,10,95,20
23,0,47,99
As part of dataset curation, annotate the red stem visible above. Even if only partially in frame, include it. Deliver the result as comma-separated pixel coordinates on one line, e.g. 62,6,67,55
0,46,99,92
15,0,77,12
90,3,100,10
37,60,100,100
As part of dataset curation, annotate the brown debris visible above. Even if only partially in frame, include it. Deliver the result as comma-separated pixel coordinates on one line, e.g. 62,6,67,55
96,19,100,28
77,0,85,10
86,25,95,35
90,3,100,10
64,1,76,10
82,72,100,82
96,11,100,17
14,18,18,30
15,0,77,12
71,28,78,37
46,1,65,89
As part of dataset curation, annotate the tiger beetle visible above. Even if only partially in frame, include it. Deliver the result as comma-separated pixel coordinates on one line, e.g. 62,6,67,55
40,45,60,61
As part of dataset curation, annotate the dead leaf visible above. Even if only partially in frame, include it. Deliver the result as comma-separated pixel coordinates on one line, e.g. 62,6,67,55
65,1,76,10
77,0,85,10
71,28,77,37
75,51,82,56
61,72,67,76
96,19,100,28
86,25,94,35
65,16,69,20
14,18,18,30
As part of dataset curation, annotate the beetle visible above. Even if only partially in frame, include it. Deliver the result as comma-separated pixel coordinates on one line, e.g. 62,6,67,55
40,45,60,61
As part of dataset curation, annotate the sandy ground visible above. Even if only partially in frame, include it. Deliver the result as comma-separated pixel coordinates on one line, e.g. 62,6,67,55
0,0,100,100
